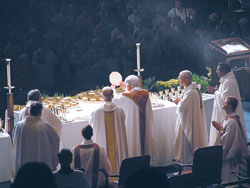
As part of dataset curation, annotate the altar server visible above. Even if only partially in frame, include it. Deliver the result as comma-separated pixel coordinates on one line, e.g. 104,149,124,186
208,63,247,146
212,96,249,183
90,86,128,174
113,75,157,163
72,125,111,188
12,102,60,173
174,70,208,163
18,89,62,137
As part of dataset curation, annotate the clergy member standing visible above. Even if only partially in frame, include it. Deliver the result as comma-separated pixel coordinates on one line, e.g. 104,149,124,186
113,75,157,163
12,101,60,173
208,62,247,146
212,96,249,183
174,70,208,164
89,86,128,174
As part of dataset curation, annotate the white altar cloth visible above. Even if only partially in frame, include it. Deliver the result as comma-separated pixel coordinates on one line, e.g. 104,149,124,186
0,131,12,182
14,94,214,166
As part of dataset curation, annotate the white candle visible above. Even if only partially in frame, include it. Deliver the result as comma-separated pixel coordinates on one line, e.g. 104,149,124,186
136,43,141,76
6,59,11,89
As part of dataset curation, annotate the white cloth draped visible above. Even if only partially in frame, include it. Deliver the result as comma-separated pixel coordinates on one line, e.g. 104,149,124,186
175,82,208,164
209,71,247,146
113,87,158,164
12,116,60,173
215,112,250,183
89,102,128,174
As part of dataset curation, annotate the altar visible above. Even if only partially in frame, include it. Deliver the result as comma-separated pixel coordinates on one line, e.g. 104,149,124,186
59,93,214,166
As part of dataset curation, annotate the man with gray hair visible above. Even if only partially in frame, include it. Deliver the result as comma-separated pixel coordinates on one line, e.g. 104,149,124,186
174,70,208,163
113,75,157,164
90,86,128,174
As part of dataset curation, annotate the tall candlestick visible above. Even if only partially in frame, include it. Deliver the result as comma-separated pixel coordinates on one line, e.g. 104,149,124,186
6,59,11,93
136,43,141,76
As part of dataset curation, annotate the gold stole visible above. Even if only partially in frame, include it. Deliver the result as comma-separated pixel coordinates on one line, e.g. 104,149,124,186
104,111,117,178
123,89,149,155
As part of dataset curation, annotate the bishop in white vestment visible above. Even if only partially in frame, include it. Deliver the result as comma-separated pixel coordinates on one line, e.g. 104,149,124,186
212,96,249,183
113,75,157,163
90,87,128,174
208,63,247,146
174,70,208,164
12,102,60,173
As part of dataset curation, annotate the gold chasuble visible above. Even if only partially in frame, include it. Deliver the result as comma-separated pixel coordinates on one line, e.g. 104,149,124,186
104,111,117,176
123,89,149,155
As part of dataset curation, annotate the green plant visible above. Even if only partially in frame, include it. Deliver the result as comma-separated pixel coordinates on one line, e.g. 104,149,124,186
192,73,209,93
206,66,212,84
53,93,65,97
143,77,162,92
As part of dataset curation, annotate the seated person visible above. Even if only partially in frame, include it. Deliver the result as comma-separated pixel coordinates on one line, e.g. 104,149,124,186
53,149,90,188
212,96,250,183
72,125,111,188
11,162,57,188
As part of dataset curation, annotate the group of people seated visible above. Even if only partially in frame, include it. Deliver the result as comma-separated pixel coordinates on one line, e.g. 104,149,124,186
8,63,250,187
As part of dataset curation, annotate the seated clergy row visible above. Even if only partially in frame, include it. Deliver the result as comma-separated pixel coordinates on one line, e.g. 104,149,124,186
11,70,249,186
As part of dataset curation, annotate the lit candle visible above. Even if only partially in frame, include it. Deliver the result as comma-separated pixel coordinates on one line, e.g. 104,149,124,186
6,59,11,92
136,43,141,76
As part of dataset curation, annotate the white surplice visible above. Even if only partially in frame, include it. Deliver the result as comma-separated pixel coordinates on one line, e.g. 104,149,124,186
113,87,157,163
209,71,247,146
215,112,249,183
175,82,208,164
12,116,60,173
89,102,128,173
72,140,111,187
19,101,62,137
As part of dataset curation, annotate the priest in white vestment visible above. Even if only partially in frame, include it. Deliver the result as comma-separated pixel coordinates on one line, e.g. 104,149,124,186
174,70,208,164
72,125,111,188
18,89,62,137
90,87,128,174
12,102,60,173
208,63,247,146
212,96,249,183
113,75,157,163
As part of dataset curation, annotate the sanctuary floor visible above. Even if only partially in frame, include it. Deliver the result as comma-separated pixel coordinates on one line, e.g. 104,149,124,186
1,102,250,188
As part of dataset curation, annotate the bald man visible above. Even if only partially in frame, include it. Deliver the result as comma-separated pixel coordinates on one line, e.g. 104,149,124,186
89,87,128,174
174,70,208,163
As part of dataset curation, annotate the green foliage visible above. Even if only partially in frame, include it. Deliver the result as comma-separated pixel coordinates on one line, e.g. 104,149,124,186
206,66,212,84
53,93,65,97
143,77,161,92
156,79,179,89
192,73,209,93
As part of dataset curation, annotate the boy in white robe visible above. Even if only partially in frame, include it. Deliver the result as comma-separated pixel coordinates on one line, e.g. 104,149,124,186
212,96,249,183
174,70,208,164
90,87,128,174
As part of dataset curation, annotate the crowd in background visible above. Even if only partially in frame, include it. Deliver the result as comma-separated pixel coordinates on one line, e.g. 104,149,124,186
0,0,250,116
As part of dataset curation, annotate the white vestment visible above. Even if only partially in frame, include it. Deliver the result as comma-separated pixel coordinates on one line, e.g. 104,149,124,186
209,71,247,146
113,87,157,163
72,140,111,188
12,116,60,173
89,102,128,174
215,112,249,183
53,169,90,188
19,101,62,137
175,82,208,164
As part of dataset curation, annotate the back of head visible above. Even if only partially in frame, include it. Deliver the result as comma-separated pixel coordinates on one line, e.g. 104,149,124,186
82,124,93,140
102,86,113,101
227,96,238,111
11,162,56,188
180,70,192,83
125,75,140,88
125,167,169,188
58,149,73,166
218,62,231,75
29,101,43,117
28,89,42,101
